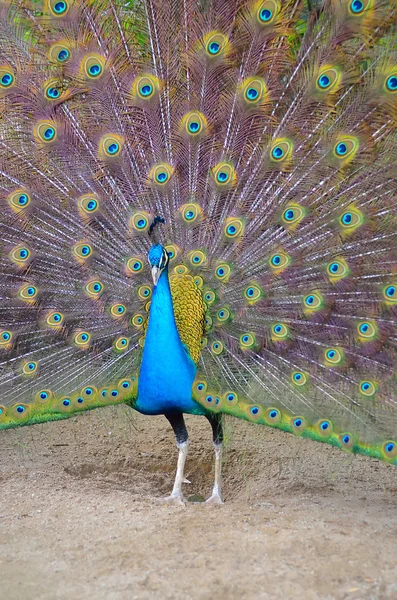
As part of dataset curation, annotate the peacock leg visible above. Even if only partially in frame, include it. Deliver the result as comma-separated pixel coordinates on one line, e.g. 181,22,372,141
205,414,224,504
162,412,189,505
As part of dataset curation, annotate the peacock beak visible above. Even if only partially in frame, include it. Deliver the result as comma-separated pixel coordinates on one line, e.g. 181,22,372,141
151,265,161,286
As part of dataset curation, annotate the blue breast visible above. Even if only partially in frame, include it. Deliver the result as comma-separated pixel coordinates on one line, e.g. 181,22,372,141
136,269,205,416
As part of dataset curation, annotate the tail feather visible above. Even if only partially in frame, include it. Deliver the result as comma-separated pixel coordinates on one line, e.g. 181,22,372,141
0,0,396,464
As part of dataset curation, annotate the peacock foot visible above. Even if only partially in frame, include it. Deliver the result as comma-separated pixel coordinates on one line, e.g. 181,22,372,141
156,493,187,506
205,493,224,505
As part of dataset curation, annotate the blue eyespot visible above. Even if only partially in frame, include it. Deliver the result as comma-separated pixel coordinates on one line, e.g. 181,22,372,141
93,283,102,293
54,1,67,13
217,171,228,183
342,434,351,445
336,142,347,156
246,87,259,100
101,390,107,397
227,224,236,235
271,255,281,266
251,407,259,415
269,410,279,419
242,335,249,343
320,421,330,430
318,74,331,89
350,0,364,13
81,333,88,342
1,73,13,87
122,381,130,388
259,8,272,21
205,395,213,403
44,127,55,140
188,122,199,133
62,399,71,406
18,194,28,205
47,87,60,99
361,382,371,392
40,392,48,400
385,442,395,454
81,246,90,256
136,219,147,230
197,383,204,392
107,143,119,154
120,339,127,346
247,288,254,297
140,84,152,96
117,306,125,314
293,373,302,382
57,49,69,62
28,362,35,370
217,267,224,276
284,209,294,221
156,172,168,183
274,325,282,334
386,76,397,91
88,64,102,76
193,255,200,263
111,390,118,397
19,249,29,259
306,295,314,305
27,286,36,296
330,262,339,273
185,210,195,220
386,285,396,298
209,42,220,54
359,323,369,334
294,418,302,427
87,200,97,211
227,393,235,402
84,387,93,395
342,212,352,224
77,397,84,403
2,332,10,341
16,405,25,413
327,350,335,359
53,313,61,323
272,146,284,159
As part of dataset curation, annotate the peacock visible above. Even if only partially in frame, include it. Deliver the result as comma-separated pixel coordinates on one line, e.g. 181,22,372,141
1,0,397,505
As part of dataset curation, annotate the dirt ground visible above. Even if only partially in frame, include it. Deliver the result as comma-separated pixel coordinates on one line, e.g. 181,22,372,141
1,406,396,600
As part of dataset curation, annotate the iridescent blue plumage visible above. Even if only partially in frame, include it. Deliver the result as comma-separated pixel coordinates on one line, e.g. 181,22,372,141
136,246,204,416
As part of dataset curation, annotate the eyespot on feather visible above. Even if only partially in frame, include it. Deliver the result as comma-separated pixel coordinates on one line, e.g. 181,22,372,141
9,244,32,268
240,77,268,105
223,391,238,407
316,419,333,437
280,203,306,230
326,257,350,282
356,320,378,343
224,217,245,240
131,74,161,101
188,249,207,267
73,330,91,348
359,380,377,397
46,0,71,17
239,332,257,350
291,371,308,387
43,79,64,101
211,163,237,188
0,66,15,91
244,283,264,305
0,330,13,349
324,347,345,367
203,31,229,58
80,54,106,80
8,189,31,212
382,283,397,305
302,291,325,315
337,205,364,235
21,361,38,376
271,322,289,341
98,134,124,159
110,303,127,319
84,279,104,299
265,407,281,425
270,138,293,167
255,0,280,25
215,263,232,282
138,285,152,300
315,65,342,94
269,250,291,274
126,257,144,275
149,163,174,186
290,416,307,435
33,120,58,144
17,283,38,303
180,111,208,136
211,340,224,355
72,241,92,264
131,313,145,328
35,390,53,404
77,194,100,219
179,203,203,224
332,136,359,165
113,337,130,352
45,311,64,329
130,211,150,233
48,42,71,64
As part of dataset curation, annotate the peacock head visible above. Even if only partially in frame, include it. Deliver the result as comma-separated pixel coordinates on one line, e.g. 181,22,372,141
148,216,168,286
148,244,169,286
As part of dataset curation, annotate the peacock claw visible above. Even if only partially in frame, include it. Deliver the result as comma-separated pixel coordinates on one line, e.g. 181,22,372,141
205,493,224,505
157,494,187,506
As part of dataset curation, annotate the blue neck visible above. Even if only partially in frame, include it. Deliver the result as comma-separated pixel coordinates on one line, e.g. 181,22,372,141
136,268,202,415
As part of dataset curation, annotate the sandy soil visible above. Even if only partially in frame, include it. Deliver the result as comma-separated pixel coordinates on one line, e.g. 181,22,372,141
1,406,396,600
